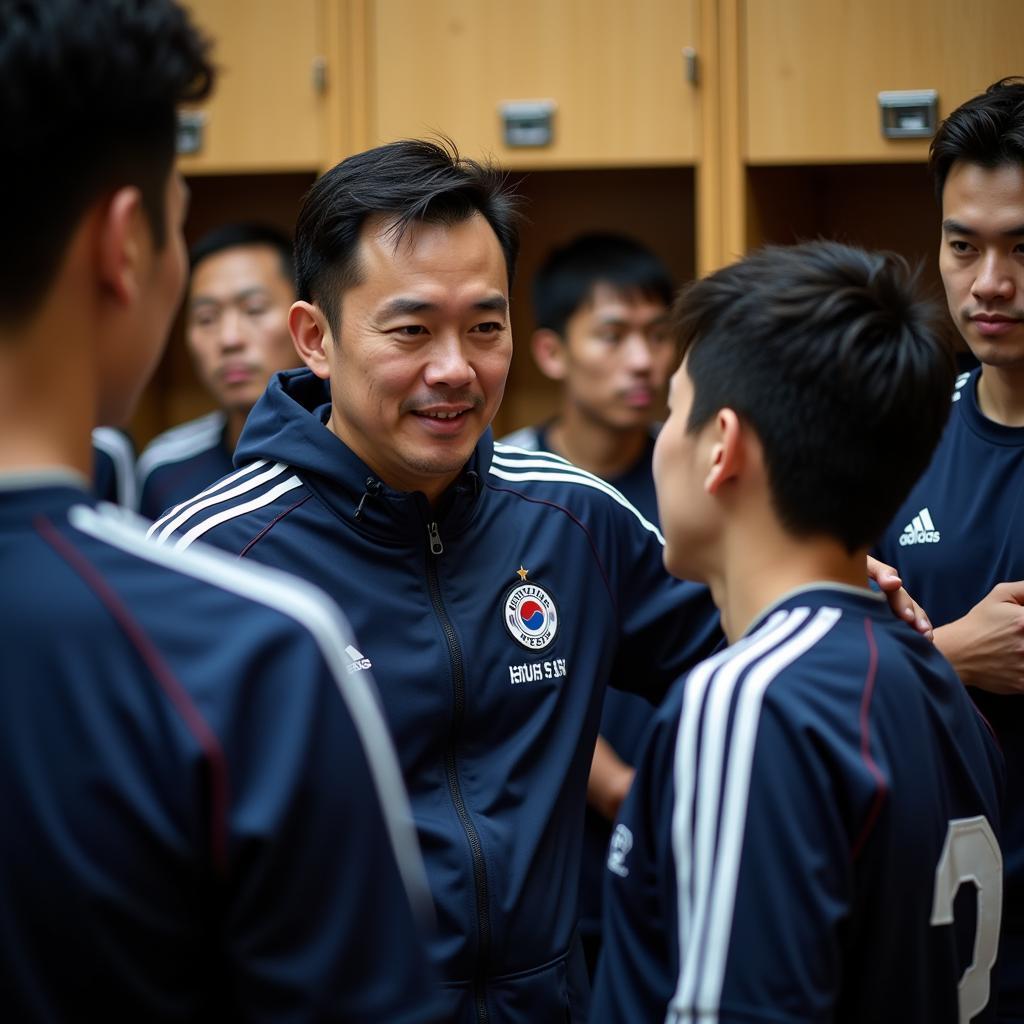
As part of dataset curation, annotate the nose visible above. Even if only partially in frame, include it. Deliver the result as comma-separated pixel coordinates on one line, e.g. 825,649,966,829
218,308,246,351
622,332,655,374
424,331,476,389
972,251,1016,304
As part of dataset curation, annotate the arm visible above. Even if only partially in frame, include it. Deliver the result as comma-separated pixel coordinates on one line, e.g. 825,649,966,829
933,581,1024,694
587,735,636,821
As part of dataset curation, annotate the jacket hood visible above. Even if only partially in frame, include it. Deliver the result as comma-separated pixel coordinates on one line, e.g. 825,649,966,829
235,368,492,542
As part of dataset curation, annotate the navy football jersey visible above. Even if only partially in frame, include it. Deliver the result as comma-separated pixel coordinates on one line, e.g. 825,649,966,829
0,473,440,1022
91,427,137,508
875,367,1024,1017
137,411,234,519
593,585,1004,1024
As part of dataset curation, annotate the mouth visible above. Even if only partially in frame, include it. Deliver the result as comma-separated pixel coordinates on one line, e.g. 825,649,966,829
415,408,470,420
219,363,256,385
622,387,655,408
970,314,1023,338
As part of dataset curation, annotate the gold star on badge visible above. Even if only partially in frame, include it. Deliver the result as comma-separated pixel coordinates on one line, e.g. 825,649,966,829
516,565,529,581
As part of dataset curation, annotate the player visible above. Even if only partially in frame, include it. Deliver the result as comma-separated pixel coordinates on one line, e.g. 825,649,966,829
0,3,438,1020
592,240,1004,1023
137,222,301,518
873,77,1024,1019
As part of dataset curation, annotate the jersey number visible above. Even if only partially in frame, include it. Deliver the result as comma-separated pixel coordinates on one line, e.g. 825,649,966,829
930,816,1002,1023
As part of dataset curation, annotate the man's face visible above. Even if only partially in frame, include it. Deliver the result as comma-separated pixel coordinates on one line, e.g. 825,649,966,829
100,170,189,425
560,284,675,430
320,213,511,499
939,161,1024,367
187,244,299,414
653,358,716,581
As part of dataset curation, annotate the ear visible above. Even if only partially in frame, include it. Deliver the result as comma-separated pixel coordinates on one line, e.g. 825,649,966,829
96,186,146,308
704,408,744,495
530,328,568,381
289,300,332,379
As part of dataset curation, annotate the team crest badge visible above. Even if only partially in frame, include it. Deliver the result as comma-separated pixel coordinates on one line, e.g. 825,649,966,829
503,570,559,651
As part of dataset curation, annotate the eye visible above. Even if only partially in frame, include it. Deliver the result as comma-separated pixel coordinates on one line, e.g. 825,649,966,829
471,321,504,336
948,239,975,255
392,324,429,338
244,302,270,318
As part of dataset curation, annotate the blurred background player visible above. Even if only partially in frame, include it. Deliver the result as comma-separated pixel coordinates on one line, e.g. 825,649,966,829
0,2,439,1019
594,241,1004,1023
136,222,301,517
501,232,677,976
92,426,137,507
874,77,1024,1020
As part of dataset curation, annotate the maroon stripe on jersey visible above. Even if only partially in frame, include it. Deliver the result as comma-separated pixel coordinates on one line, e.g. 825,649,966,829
486,483,617,612
852,616,888,860
239,492,312,558
35,514,230,873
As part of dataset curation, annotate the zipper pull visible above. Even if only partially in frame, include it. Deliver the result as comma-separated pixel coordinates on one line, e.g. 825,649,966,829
427,520,444,555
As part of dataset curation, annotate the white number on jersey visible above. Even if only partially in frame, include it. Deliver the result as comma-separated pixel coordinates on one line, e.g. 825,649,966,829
930,816,1002,1023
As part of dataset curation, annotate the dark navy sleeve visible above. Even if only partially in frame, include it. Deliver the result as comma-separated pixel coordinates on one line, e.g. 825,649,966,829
189,608,442,1024
603,504,722,703
591,681,684,1023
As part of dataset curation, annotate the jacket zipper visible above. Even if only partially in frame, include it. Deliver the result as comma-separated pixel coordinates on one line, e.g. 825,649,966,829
425,519,491,1024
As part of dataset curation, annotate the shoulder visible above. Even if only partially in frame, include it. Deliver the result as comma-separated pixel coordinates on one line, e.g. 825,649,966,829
137,411,227,480
496,425,543,450
489,441,664,544
146,458,308,551
70,503,368,708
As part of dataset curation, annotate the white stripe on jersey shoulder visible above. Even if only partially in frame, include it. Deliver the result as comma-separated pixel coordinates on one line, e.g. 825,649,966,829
668,604,842,1024
67,502,433,927
148,461,298,545
136,411,226,479
91,428,138,509
952,371,972,403
490,444,664,544
147,460,270,537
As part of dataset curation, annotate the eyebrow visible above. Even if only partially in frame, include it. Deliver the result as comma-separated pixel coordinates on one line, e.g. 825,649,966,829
377,294,509,319
943,219,1024,237
190,286,270,309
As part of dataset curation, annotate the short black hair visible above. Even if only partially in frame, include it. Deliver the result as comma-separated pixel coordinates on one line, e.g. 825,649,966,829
294,138,520,332
0,0,213,327
190,222,295,287
533,233,675,337
673,241,954,553
930,77,1024,205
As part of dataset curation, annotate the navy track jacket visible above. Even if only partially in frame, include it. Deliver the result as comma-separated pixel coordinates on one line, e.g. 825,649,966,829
149,368,722,1023
593,586,1004,1024
0,473,439,1023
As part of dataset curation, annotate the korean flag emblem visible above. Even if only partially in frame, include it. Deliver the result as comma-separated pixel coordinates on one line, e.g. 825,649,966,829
503,579,559,650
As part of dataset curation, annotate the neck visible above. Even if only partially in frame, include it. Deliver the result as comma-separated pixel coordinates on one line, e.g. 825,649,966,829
547,404,649,478
708,520,870,644
0,311,97,479
225,407,250,452
976,365,1024,427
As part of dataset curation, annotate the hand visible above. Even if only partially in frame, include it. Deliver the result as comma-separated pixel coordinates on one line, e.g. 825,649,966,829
587,736,636,822
933,582,1024,694
866,555,933,640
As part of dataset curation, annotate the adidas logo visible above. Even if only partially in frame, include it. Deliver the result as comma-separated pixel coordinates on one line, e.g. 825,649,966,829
345,644,372,675
899,507,941,546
